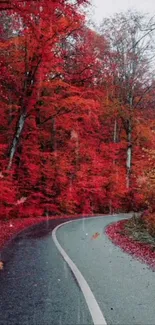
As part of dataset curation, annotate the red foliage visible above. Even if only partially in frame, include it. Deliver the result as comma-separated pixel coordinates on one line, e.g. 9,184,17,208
0,2,154,222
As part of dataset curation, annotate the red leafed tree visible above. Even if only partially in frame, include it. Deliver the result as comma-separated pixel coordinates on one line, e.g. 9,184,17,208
0,5,155,220
5,2,88,170
0,0,94,218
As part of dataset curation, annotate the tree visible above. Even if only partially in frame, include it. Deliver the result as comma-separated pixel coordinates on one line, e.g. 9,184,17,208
0,0,89,170
0,5,155,219
99,10,155,188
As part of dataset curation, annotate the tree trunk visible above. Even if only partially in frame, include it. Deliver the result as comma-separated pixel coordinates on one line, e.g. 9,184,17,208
113,119,117,166
7,112,26,170
126,119,132,188
113,119,117,143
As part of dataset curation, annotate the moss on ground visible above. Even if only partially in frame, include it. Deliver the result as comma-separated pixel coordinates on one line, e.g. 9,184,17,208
124,214,155,250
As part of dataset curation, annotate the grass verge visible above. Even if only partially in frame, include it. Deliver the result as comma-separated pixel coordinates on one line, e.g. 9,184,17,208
105,214,155,271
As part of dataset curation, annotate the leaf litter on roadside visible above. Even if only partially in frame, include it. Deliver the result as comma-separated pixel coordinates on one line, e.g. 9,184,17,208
91,232,100,240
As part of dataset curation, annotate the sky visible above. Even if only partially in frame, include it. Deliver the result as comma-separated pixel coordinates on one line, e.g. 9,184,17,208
91,0,155,23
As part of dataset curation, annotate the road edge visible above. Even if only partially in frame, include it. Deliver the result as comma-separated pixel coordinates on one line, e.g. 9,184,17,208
52,219,107,325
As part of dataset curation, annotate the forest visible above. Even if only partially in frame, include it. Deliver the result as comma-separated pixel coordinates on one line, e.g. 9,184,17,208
0,0,155,236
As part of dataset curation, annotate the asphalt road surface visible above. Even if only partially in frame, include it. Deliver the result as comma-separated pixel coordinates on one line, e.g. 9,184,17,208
0,215,155,325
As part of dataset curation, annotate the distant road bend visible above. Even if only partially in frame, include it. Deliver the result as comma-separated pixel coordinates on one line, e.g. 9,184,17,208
0,215,155,325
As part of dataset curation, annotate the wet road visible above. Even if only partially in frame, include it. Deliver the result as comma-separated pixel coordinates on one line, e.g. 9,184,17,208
0,218,92,325
0,215,155,325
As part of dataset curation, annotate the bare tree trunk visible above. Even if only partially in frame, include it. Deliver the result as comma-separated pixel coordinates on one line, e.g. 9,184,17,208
109,199,112,214
113,119,117,143
113,119,117,166
7,112,26,170
126,119,132,188
6,37,42,170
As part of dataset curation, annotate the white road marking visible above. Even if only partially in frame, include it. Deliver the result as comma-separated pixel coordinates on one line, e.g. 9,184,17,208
52,220,107,325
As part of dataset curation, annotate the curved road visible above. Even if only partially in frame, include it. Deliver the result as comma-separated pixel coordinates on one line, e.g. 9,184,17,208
0,215,155,325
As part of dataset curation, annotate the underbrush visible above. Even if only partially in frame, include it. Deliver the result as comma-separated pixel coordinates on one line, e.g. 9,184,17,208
125,213,155,250
105,212,155,270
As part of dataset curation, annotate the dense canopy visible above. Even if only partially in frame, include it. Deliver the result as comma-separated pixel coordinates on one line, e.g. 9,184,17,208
0,1,155,223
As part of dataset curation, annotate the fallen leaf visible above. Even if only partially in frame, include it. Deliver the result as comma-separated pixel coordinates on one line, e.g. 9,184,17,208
0,261,4,270
91,232,100,240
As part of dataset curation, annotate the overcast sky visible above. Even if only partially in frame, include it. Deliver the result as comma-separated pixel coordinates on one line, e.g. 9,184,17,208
91,0,155,23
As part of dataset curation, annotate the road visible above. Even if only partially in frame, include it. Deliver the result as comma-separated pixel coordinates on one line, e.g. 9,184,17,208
0,215,155,325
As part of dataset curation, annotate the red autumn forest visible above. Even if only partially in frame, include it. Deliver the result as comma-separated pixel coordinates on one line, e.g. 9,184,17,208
0,0,155,235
